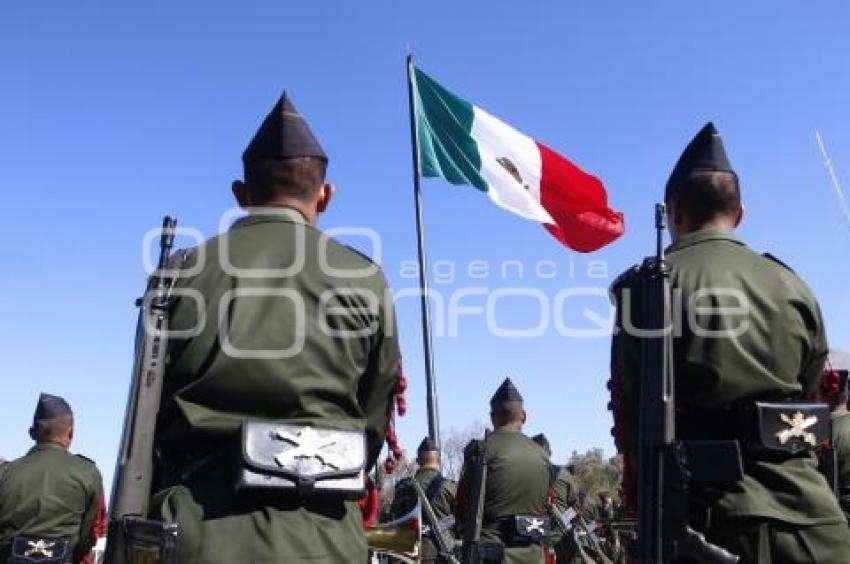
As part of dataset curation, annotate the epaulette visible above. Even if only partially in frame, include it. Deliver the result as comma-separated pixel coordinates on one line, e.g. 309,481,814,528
762,253,795,273
345,244,378,267
75,453,96,465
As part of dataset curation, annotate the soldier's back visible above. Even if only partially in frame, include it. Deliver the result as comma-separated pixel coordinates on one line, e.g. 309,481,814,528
666,229,848,558
152,211,400,564
481,430,549,564
0,444,101,558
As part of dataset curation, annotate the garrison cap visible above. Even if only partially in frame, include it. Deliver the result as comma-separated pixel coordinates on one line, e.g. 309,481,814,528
665,122,734,199
417,436,439,453
33,393,72,422
242,92,328,164
490,377,523,405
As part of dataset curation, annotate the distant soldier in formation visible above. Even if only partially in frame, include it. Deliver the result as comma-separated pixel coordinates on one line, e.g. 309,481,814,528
149,93,402,563
818,354,850,522
530,433,580,564
390,437,457,562
610,122,850,562
0,394,105,564
455,379,550,564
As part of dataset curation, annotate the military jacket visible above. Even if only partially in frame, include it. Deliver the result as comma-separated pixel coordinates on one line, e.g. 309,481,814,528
151,209,401,563
611,228,843,525
456,429,550,564
831,406,850,521
0,443,103,563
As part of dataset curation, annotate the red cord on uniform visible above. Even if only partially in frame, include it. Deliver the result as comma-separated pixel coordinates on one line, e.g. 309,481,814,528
358,475,380,528
383,360,407,475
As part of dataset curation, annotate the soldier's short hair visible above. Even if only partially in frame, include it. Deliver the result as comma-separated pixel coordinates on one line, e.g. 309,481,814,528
491,400,524,424
666,170,740,226
244,156,327,204
31,415,73,442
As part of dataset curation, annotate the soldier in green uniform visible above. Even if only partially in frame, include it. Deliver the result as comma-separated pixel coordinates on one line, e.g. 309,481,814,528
817,352,850,522
390,437,457,562
610,122,850,562
530,433,583,564
455,379,550,564
149,93,402,563
0,394,104,563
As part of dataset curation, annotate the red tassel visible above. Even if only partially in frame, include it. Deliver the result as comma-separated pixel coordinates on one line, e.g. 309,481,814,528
358,476,380,528
383,360,407,475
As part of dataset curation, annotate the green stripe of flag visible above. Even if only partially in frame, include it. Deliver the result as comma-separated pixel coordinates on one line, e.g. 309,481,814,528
413,68,487,191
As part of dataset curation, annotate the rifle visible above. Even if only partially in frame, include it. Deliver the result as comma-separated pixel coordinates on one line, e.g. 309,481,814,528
409,476,459,563
460,433,488,564
104,216,181,564
549,506,610,563
629,204,739,563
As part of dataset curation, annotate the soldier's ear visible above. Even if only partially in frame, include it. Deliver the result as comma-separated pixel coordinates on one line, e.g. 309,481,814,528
317,183,335,214
733,204,744,228
232,180,251,209
522,410,527,425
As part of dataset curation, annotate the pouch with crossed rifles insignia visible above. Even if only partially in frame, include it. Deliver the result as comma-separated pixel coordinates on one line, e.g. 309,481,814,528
752,402,830,454
237,420,367,499
9,536,68,564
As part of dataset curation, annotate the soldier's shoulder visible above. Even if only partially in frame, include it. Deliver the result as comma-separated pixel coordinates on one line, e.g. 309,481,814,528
73,453,102,478
608,264,641,297
760,252,795,273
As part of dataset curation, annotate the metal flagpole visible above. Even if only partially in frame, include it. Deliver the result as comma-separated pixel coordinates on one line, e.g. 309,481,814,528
405,53,441,449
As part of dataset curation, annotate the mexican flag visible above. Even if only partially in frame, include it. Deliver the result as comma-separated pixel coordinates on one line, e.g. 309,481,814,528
412,66,624,252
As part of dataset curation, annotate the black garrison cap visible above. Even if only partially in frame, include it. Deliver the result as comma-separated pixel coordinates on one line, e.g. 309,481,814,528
490,377,523,405
242,92,328,164
417,436,439,453
33,393,72,422
665,122,734,199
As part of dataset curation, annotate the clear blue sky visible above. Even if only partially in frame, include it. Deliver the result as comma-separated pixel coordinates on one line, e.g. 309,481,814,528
2,1,849,493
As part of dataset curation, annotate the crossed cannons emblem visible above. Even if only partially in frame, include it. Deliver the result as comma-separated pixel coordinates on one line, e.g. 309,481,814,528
273,427,343,470
775,411,818,447
24,539,55,558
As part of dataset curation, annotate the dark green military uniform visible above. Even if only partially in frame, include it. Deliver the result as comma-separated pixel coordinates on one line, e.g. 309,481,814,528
390,465,457,562
0,395,103,564
150,94,401,563
611,123,850,562
456,380,550,564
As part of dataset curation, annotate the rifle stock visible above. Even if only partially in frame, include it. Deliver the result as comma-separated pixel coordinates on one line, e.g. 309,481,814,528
460,433,488,564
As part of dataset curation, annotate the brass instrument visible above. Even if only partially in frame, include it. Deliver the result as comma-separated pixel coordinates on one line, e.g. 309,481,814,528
366,504,421,563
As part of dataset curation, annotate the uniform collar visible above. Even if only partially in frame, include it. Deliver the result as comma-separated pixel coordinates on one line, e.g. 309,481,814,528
832,406,850,419
28,442,66,455
667,228,744,254
231,206,309,230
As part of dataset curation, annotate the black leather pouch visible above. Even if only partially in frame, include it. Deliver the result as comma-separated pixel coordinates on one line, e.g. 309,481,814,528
9,536,68,564
237,420,366,499
753,402,830,454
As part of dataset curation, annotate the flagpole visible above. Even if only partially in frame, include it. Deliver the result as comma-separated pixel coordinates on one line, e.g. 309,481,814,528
406,53,441,449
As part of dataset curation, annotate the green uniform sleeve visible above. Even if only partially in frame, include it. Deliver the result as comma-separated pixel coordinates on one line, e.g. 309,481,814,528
799,299,829,400
358,281,401,471
74,464,103,562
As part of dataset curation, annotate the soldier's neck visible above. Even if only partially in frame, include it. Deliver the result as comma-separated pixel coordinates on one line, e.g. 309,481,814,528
493,422,523,433
253,199,318,226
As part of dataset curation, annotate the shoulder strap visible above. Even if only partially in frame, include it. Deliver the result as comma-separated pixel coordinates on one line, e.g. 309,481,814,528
425,473,446,502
